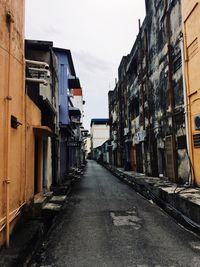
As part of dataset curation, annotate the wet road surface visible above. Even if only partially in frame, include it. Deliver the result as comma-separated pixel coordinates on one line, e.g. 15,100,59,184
30,160,200,267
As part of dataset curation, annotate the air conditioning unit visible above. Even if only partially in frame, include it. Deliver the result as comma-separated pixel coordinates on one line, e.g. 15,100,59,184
194,115,200,130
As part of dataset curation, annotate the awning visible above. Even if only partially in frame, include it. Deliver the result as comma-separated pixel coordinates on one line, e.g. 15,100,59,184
33,125,53,137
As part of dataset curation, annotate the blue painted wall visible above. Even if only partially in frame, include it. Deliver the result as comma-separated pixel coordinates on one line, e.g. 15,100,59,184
55,50,75,182
55,51,71,126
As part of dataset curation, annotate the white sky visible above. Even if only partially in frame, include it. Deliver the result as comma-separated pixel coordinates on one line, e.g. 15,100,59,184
25,0,146,130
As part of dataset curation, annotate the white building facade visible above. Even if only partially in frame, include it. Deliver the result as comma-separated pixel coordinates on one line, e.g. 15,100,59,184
90,119,110,159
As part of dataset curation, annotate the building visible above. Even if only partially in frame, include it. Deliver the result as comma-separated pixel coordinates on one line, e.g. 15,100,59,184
0,2,85,246
54,48,84,182
182,0,200,186
108,87,121,166
25,39,59,191
108,57,130,169
0,0,26,247
108,0,190,183
90,119,110,159
94,140,110,164
0,2,56,247
69,82,85,168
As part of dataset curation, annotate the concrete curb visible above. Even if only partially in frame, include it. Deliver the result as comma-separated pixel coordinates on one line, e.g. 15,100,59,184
102,163,200,235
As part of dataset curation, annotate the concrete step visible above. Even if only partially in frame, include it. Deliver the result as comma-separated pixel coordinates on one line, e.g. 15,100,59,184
43,191,53,200
33,196,48,217
42,203,62,220
49,195,66,204
42,203,62,212
33,192,54,217
34,196,47,206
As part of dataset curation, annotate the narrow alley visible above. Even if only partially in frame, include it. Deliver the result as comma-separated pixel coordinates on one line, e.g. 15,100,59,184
30,161,200,267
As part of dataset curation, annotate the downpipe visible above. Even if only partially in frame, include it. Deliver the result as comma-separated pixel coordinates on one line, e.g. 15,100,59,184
4,9,14,248
179,33,193,186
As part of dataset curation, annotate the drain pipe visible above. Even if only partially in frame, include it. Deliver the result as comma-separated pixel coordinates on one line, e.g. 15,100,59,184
25,78,48,86
25,59,49,70
180,33,193,185
28,67,50,78
4,10,14,248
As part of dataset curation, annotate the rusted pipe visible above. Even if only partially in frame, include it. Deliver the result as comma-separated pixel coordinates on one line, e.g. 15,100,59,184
4,9,14,248
0,210,21,233
0,202,26,226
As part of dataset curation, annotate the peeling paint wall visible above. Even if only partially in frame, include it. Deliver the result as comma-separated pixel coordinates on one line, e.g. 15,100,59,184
144,0,188,181
108,0,190,183
0,0,26,246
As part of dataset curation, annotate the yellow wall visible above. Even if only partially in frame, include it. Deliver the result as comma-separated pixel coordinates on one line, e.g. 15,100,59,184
0,0,44,246
182,1,200,185
0,0,25,243
26,96,42,200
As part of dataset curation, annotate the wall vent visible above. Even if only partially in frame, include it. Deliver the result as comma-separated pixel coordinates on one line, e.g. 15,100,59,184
193,134,200,148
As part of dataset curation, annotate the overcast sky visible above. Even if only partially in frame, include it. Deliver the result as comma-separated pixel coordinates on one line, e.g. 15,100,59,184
25,0,146,130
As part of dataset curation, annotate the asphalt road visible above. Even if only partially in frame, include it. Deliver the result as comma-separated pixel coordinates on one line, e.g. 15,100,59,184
30,161,200,267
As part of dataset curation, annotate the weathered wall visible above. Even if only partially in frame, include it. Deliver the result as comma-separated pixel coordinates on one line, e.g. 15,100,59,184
0,0,25,245
109,0,189,182
146,0,187,181
0,1,45,246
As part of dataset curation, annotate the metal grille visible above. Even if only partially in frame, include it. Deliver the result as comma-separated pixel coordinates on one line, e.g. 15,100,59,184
193,134,200,148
